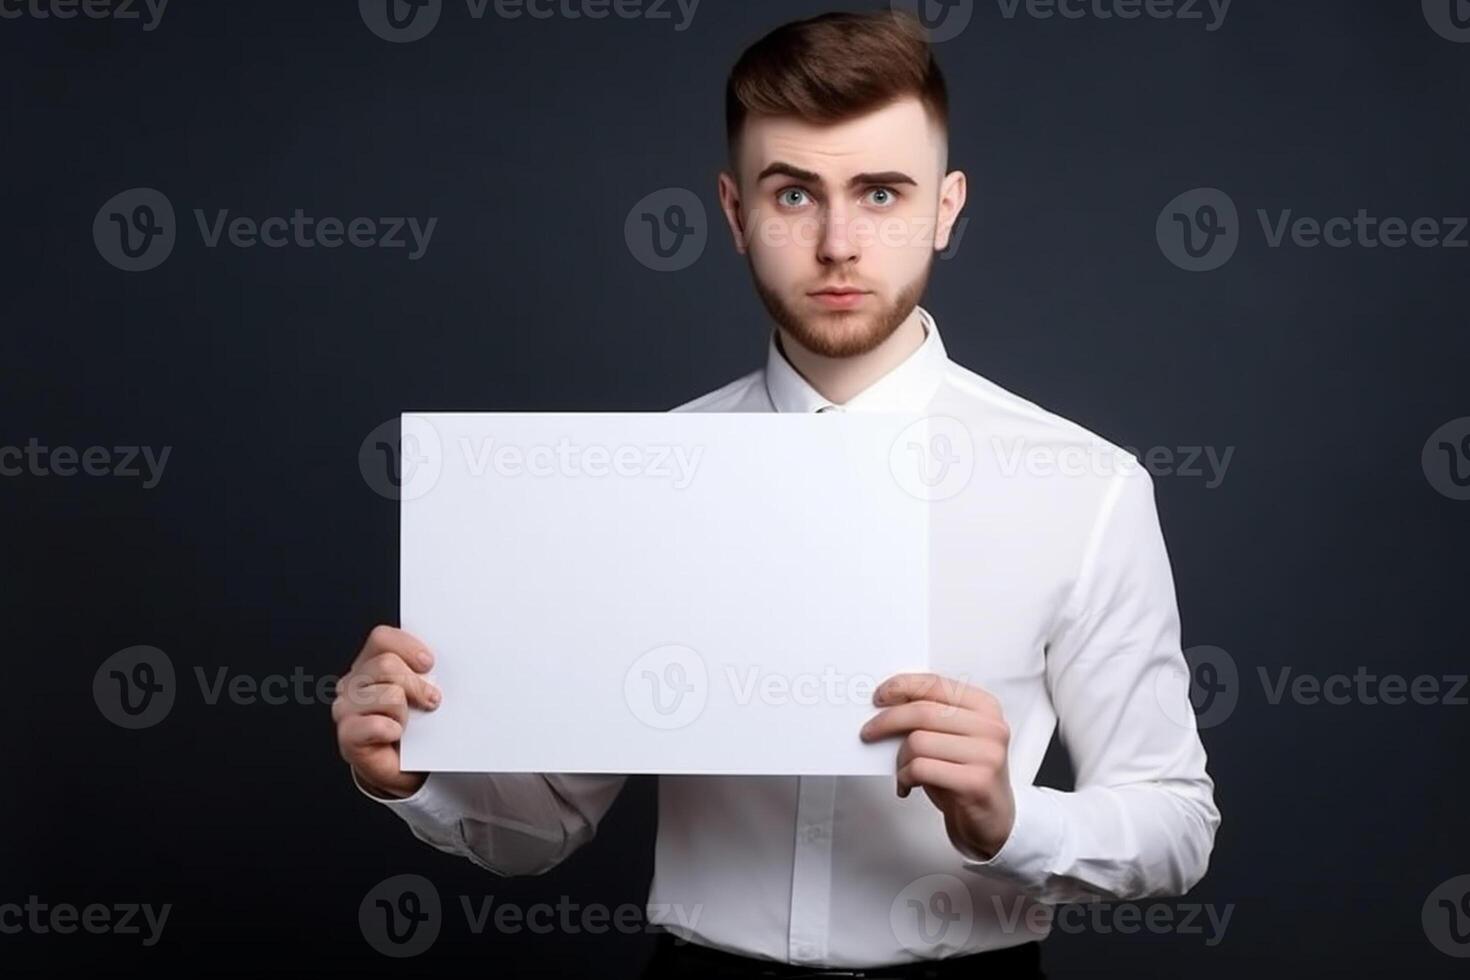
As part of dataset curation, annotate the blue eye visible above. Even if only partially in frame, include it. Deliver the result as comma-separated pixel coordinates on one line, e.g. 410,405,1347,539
778,188,810,208
867,187,899,207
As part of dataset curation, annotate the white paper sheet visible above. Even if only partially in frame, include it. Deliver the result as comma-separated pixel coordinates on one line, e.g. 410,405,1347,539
398,412,931,775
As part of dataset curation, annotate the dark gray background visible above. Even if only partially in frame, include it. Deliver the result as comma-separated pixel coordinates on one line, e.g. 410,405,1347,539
2,0,1468,975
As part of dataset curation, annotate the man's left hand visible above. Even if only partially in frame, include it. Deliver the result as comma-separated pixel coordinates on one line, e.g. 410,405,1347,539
860,672,1016,861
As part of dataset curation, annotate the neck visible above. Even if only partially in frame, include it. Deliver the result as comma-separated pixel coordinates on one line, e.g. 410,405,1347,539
776,308,927,406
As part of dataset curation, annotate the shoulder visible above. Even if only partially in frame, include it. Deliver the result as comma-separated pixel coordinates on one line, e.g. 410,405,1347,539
669,369,767,413
935,359,1160,535
939,360,1135,462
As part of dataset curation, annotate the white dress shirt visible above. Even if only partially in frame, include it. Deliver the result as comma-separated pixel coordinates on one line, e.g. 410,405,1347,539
358,306,1220,968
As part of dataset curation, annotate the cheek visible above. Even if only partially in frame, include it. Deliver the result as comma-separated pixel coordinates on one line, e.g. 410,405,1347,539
844,206,934,264
747,208,822,253
873,208,941,255
749,245,798,287
747,218,815,282
863,225,932,280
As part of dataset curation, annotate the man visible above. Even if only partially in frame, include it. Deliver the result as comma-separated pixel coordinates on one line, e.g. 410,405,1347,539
333,9,1220,978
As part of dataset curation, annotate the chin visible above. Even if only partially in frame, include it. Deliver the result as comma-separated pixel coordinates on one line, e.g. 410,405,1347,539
787,294,912,358
750,260,931,360
799,310,887,354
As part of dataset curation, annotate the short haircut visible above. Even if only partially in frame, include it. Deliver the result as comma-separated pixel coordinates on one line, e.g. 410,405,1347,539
725,9,950,166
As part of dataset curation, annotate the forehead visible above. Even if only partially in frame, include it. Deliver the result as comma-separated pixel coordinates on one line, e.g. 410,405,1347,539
738,97,942,183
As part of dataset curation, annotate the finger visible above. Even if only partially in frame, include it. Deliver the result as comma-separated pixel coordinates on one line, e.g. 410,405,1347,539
352,625,435,674
337,713,405,755
343,659,441,710
875,672,999,715
894,730,1000,771
896,756,990,800
334,682,411,725
355,652,434,696
860,701,992,741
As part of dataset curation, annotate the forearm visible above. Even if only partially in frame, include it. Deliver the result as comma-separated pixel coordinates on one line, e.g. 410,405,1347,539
960,772,1219,904
356,770,628,876
963,466,1221,903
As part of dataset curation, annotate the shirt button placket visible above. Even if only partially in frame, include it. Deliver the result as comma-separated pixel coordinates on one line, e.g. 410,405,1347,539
788,776,837,965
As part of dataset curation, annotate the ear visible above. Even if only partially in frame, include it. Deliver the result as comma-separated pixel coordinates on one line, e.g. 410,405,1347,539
717,170,749,255
934,169,968,253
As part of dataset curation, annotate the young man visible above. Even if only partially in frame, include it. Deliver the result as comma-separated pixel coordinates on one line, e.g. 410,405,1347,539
334,10,1220,978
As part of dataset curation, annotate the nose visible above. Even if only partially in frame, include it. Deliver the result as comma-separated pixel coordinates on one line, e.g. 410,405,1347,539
817,201,859,266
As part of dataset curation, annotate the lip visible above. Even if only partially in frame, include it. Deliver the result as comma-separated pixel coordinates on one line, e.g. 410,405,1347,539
809,287,871,309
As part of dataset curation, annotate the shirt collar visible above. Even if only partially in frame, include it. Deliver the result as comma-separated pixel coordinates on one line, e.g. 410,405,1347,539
763,305,948,414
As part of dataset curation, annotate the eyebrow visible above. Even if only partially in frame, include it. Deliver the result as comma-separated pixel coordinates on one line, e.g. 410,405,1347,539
755,162,918,189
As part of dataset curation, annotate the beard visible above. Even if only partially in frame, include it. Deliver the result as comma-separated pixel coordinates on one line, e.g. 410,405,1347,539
750,259,932,359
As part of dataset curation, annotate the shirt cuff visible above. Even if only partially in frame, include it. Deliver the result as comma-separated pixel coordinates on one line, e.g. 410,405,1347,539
956,785,1067,892
352,768,448,818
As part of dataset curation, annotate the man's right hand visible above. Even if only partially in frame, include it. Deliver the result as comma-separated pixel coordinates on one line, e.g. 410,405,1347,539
334,625,442,799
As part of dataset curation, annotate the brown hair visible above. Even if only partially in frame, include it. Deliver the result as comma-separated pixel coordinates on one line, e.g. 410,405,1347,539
725,9,949,163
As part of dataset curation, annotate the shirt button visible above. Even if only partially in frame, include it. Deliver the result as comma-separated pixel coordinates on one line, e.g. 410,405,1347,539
801,825,827,843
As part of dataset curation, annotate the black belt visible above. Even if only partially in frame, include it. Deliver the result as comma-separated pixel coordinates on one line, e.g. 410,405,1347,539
641,930,1045,979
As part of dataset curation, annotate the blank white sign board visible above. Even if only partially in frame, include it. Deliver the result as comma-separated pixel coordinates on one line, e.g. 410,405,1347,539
399,412,930,775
